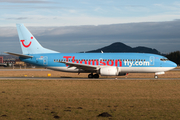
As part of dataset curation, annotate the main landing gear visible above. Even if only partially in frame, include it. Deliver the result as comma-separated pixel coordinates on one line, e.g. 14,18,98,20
88,73,99,78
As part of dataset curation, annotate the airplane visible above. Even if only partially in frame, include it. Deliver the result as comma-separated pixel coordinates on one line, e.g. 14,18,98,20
5,24,177,79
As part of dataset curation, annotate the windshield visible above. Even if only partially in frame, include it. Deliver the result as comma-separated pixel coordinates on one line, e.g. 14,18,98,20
160,58,169,61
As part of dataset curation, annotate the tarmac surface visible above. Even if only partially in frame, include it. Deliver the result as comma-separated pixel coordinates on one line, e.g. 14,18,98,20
0,69,51,71
0,77,179,80
0,69,179,71
0,68,179,80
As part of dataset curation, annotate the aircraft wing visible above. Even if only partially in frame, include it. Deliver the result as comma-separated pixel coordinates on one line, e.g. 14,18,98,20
57,61,99,71
4,52,33,58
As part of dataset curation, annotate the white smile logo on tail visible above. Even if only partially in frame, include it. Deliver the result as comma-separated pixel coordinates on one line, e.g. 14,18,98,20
20,37,33,48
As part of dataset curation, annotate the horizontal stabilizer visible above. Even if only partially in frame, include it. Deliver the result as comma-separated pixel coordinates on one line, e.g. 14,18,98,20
4,52,33,58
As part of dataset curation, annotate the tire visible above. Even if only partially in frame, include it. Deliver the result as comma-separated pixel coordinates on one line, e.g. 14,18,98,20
154,75,158,79
93,74,99,78
88,74,93,78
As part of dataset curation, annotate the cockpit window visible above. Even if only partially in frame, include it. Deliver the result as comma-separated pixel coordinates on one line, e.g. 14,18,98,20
160,58,169,61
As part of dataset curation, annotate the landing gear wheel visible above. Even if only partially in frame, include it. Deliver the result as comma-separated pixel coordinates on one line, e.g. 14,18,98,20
93,74,99,78
88,74,99,78
88,74,93,78
154,75,158,79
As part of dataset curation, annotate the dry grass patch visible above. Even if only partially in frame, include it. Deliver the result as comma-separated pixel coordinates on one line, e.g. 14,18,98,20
0,80,180,119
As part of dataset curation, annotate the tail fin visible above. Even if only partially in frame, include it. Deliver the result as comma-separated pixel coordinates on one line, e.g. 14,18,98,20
16,24,58,54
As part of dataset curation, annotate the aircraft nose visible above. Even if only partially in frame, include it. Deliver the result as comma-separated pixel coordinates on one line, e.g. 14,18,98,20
170,61,177,68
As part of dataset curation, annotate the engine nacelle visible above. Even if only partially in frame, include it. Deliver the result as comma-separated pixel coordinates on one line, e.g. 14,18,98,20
100,67,118,76
100,67,127,76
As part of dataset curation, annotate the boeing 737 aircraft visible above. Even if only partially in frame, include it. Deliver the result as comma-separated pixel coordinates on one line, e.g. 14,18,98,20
5,24,177,78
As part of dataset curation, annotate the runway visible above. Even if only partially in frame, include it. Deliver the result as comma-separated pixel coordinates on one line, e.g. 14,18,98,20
0,69,179,71
0,69,51,71
0,68,179,80
0,77,179,80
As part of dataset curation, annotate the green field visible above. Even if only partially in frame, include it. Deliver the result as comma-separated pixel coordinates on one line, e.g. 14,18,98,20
0,80,180,120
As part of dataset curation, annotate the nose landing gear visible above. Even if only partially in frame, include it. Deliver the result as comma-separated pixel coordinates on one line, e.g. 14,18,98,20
154,75,158,79
154,72,165,79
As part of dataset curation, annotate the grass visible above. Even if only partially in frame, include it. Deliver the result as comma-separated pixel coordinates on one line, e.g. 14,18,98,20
1,80,180,120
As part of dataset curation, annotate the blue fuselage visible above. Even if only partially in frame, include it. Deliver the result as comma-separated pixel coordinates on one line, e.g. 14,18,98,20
20,53,177,73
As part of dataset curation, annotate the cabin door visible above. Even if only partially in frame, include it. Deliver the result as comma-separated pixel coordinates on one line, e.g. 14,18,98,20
43,56,48,65
149,56,155,66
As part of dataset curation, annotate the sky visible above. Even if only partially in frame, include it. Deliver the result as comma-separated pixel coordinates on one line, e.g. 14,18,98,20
0,0,180,54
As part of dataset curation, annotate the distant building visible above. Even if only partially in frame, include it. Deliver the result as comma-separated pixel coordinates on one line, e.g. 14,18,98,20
15,59,26,66
0,56,3,63
3,60,15,64
0,56,6,66
0,56,28,67
3,60,15,66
